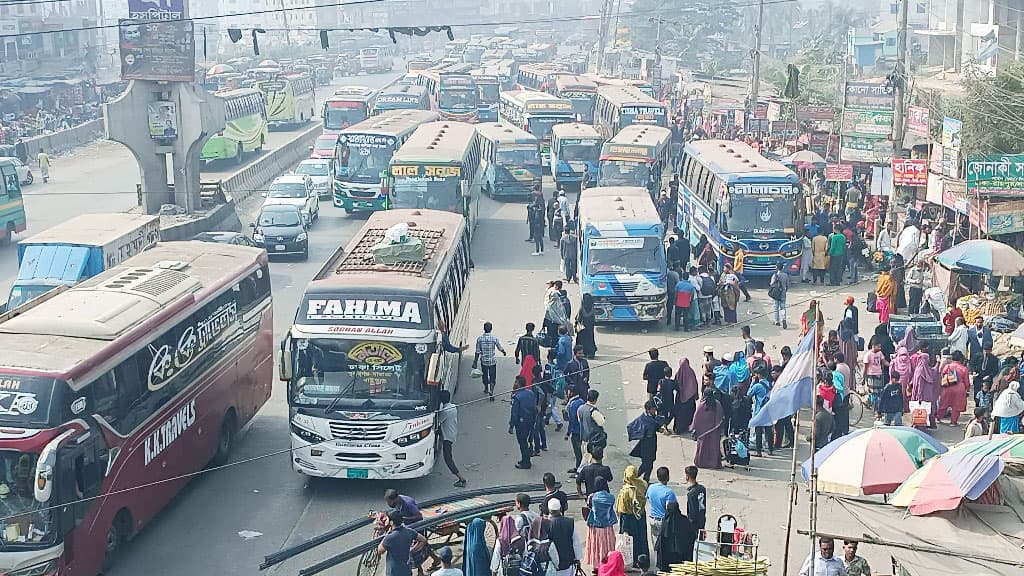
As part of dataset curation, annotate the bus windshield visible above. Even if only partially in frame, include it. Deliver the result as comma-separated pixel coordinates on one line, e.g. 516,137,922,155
290,339,430,411
439,89,476,110
587,236,665,275
337,141,394,184
391,175,462,213
477,84,499,101
560,141,601,162
325,105,366,130
600,160,649,187
528,117,564,142
0,450,56,546
497,147,539,167
723,194,797,237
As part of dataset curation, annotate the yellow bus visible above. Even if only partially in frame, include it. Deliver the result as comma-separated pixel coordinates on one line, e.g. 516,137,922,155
258,72,316,129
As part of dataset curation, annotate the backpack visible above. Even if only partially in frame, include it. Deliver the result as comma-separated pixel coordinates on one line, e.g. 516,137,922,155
767,274,783,301
941,366,959,387
701,275,717,297
546,364,567,398
526,516,553,565
750,355,769,377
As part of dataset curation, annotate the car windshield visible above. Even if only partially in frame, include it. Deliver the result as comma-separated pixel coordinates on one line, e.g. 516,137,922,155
587,236,665,275
289,339,431,411
259,209,302,227
439,89,476,110
723,194,798,237
560,142,601,162
599,160,649,187
0,451,56,546
268,183,308,198
336,141,393,184
6,285,54,310
297,162,330,176
324,107,366,130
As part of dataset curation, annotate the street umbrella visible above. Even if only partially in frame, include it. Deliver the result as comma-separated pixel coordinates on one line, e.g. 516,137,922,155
786,150,826,170
207,63,235,75
889,451,1004,515
801,426,947,495
952,435,1024,465
935,239,1024,275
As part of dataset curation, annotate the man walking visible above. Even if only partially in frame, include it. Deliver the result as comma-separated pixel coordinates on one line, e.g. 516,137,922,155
515,322,542,368
628,400,660,482
560,224,578,283
684,466,707,532
674,270,697,332
827,224,847,286
769,262,790,329
643,348,670,401
665,264,680,325
798,537,847,576
473,322,506,401
437,390,468,488
732,246,752,301
646,466,677,568
547,498,582,576
509,376,537,469
565,345,591,398
576,389,605,461
565,388,586,474
37,148,51,183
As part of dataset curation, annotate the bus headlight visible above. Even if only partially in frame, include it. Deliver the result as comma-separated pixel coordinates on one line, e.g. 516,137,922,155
290,422,326,444
720,242,736,257
393,427,431,447
8,560,58,576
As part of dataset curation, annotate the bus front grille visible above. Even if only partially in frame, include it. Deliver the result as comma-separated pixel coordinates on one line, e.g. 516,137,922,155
335,452,382,463
609,280,640,293
329,421,389,441
348,188,378,198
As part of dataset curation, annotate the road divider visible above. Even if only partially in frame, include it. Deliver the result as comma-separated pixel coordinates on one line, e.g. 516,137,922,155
221,123,322,203
21,119,104,158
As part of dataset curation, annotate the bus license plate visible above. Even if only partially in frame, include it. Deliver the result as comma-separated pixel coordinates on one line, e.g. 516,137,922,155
755,257,771,263
346,468,369,479
354,201,373,208
275,245,286,251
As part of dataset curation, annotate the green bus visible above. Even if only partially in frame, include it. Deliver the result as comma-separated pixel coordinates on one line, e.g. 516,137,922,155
201,88,269,164
388,121,482,232
476,122,541,199
333,109,439,214
258,72,316,129
0,158,25,245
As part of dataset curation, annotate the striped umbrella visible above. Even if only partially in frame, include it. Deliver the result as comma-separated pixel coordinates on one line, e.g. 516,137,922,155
801,426,947,495
889,451,1004,515
952,435,1024,464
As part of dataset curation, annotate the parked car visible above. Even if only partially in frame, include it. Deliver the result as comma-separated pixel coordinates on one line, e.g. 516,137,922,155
295,158,333,199
263,173,319,224
251,204,308,260
192,231,258,246
0,156,33,185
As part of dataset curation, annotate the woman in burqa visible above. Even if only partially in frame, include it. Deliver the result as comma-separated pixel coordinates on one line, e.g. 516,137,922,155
869,323,896,360
543,290,570,346
673,358,700,434
575,294,598,359
890,346,914,413
910,351,940,429
691,387,724,470
462,518,491,576
655,501,697,572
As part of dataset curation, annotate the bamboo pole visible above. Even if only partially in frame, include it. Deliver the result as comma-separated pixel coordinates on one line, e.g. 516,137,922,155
779,410,802,576
808,321,823,567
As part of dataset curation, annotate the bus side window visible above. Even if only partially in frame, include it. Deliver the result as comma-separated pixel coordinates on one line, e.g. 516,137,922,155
87,373,119,426
112,356,146,434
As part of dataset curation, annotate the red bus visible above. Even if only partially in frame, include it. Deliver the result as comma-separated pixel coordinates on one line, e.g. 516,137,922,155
0,241,274,576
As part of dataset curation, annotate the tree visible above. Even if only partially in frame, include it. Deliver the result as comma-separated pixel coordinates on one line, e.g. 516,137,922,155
959,63,1024,157
626,0,744,73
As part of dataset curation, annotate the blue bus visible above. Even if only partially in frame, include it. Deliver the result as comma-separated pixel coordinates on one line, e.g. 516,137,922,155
576,186,666,323
598,125,672,198
471,71,500,122
551,123,602,191
677,139,803,277
476,122,542,199
372,83,430,115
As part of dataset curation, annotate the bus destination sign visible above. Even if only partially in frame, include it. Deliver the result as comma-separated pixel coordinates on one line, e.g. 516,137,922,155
604,144,650,158
732,184,793,196
303,297,429,329
391,165,462,179
526,101,573,112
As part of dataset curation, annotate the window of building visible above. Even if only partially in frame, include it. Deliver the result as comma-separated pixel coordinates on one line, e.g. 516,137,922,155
886,37,896,47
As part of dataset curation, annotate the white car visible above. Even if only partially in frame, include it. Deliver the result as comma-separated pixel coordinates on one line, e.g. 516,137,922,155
0,157,33,185
263,174,319,225
295,158,333,199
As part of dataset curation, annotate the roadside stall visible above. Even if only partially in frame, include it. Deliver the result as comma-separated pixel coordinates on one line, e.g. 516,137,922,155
933,239,1024,342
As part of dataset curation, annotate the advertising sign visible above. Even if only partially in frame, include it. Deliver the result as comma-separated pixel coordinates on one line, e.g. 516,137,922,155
766,101,782,122
941,117,962,178
147,101,177,141
796,105,835,121
127,0,185,20
987,200,1024,235
844,82,896,111
841,136,892,163
892,158,928,186
119,19,195,82
907,105,929,137
966,154,1024,196
825,164,854,182
841,109,894,138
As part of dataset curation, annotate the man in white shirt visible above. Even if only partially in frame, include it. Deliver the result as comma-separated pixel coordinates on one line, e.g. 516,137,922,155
896,221,921,265
875,221,893,253
799,537,848,576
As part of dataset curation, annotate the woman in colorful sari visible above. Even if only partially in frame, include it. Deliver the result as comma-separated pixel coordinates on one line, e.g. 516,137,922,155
937,350,970,426
890,346,914,414
614,466,650,570
910,351,940,428
718,268,741,324
800,300,824,338
875,265,897,323
673,358,700,434
691,387,724,469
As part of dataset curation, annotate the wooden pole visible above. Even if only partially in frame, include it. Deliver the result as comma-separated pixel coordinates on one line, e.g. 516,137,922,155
779,410,802,576
808,321,823,568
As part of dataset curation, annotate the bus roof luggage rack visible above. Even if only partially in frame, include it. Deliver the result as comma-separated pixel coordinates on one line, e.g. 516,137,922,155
336,226,443,275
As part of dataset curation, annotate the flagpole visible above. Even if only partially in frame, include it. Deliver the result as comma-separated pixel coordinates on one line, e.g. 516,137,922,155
780,409,801,576
808,320,823,568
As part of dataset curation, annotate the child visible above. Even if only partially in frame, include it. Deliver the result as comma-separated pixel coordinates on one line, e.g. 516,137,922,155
976,381,995,416
964,407,988,440
863,341,888,414
877,372,904,426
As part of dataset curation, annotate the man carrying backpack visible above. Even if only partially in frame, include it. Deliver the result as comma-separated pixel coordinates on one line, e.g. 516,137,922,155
545,498,581,576
518,496,554,576
768,262,790,329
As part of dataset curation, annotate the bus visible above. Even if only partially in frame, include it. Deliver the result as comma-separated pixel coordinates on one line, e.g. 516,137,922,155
323,86,378,133
419,69,478,122
372,84,430,115
476,122,542,199
445,39,469,58
498,90,575,168
551,123,603,191
470,71,500,122
280,209,470,481
258,72,316,129
598,125,672,196
553,75,598,123
484,59,519,91
388,121,481,232
594,85,668,139
200,88,269,164
577,187,666,323
463,44,486,64
585,74,657,98
359,45,394,73
517,63,562,93
678,139,803,277
0,158,25,245
333,109,440,214
0,241,272,576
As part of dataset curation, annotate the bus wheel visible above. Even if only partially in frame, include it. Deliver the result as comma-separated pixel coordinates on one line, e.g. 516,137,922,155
210,410,237,467
102,510,132,572
256,136,265,154
0,222,13,247
234,143,244,165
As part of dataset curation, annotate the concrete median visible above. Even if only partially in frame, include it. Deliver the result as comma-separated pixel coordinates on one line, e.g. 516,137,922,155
21,119,105,158
221,123,322,203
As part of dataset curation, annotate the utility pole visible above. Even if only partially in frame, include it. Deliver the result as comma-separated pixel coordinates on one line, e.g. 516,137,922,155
596,0,614,73
748,0,765,117
893,0,909,159
280,0,293,48
954,0,965,72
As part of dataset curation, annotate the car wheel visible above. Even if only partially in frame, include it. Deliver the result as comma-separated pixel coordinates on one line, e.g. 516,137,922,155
301,248,309,261
23,171,32,185
344,207,354,215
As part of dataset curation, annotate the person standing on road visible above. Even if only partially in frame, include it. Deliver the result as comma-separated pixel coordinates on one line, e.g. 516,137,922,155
575,295,598,359
37,148,51,183
645,466,677,568
800,229,814,283
673,271,697,332
643,349,670,402
654,501,696,572
437,390,468,488
14,139,26,165
565,388,586,474
509,375,537,469
529,194,546,255
842,540,871,576
798,537,847,576
627,400,660,482
665,264,680,325
827,224,847,286
748,367,773,457
615,465,651,570
473,322,505,401
683,466,706,533
432,546,462,576
560,224,578,283
546,498,582,576
732,246,752,302
515,322,542,372
769,262,790,328
577,389,606,463
811,230,829,285
566,345,591,399
584,476,617,569
378,511,428,576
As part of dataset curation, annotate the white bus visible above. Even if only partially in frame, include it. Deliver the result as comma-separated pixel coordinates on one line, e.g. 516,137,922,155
280,209,471,480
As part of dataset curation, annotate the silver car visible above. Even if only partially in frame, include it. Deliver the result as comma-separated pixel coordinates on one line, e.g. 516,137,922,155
262,173,320,225
295,159,333,200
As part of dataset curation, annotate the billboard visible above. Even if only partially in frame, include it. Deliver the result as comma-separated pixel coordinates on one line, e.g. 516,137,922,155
892,159,928,186
906,105,929,138
128,0,185,21
941,117,962,178
119,19,195,82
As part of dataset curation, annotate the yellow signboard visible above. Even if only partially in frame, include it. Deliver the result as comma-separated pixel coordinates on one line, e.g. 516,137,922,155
390,165,462,178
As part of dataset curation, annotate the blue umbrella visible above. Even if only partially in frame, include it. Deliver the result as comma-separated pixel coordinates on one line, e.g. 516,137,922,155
935,239,1024,275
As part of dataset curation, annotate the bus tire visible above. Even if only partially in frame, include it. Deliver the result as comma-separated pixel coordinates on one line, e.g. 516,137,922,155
344,207,354,215
102,509,132,572
234,143,244,165
0,222,14,247
256,136,265,154
210,410,237,467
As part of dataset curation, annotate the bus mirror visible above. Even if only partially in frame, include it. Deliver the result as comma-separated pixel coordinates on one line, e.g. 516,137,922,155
279,336,293,381
426,353,441,387
34,429,76,503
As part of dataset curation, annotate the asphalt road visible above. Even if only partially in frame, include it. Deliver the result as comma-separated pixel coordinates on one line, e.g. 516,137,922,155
0,70,402,299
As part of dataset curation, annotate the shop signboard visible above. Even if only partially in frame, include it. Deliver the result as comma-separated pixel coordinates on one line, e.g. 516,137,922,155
987,200,1024,235
796,105,835,121
767,101,782,121
825,164,853,182
843,81,895,111
942,184,986,231
128,0,185,21
907,105,929,137
941,117,962,178
840,135,892,163
892,159,928,186
841,109,894,138
119,19,195,82
769,120,798,140
966,154,1024,196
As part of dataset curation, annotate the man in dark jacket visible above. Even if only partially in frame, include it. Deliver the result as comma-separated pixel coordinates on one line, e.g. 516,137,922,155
509,376,537,469
629,400,660,482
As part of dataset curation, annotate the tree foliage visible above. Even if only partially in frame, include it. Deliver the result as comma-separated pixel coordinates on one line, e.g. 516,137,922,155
625,0,744,73
959,63,1024,157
